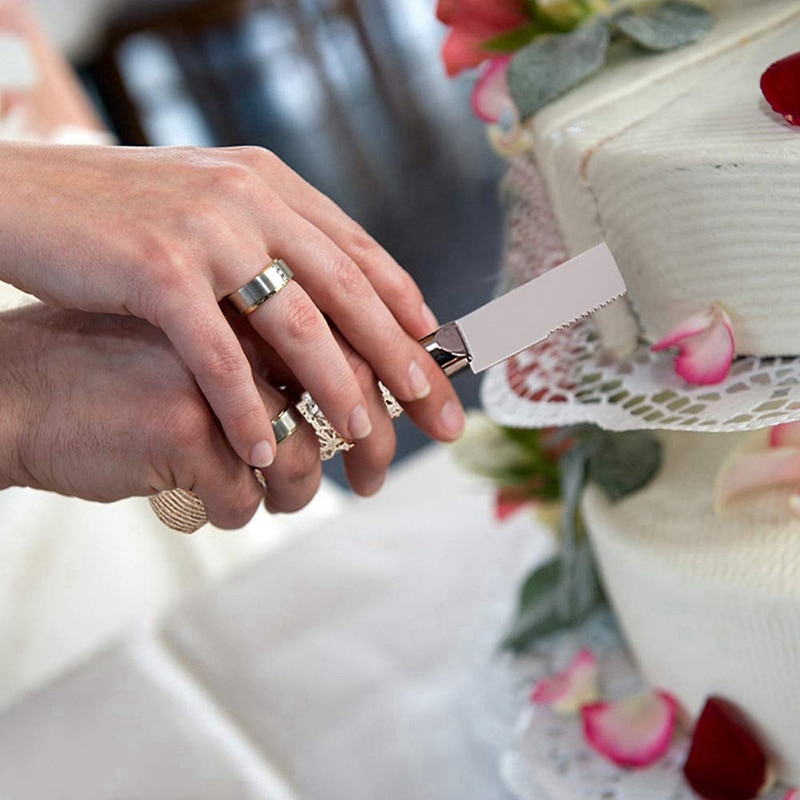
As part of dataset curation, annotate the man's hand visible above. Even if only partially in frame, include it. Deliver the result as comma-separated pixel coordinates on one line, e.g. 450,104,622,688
0,305,326,529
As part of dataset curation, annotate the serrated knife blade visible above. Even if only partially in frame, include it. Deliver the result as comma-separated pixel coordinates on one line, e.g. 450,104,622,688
420,242,626,375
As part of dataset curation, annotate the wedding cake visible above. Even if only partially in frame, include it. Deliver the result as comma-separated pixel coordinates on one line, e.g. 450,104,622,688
473,0,800,783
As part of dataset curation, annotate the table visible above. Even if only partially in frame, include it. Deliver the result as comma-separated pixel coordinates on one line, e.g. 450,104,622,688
0,444,552,799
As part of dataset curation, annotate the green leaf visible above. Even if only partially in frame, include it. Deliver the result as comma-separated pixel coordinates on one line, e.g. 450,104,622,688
508,18,610,120
483,21,551,54
611,1,713,52
502,542,603,652
586,430,663,502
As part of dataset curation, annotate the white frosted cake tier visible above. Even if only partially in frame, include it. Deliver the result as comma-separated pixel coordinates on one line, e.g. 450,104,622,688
527,0,800,357
583,431,800,782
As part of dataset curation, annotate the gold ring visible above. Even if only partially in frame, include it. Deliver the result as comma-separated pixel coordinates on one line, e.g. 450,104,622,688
272,400,300,444
226,258,293,316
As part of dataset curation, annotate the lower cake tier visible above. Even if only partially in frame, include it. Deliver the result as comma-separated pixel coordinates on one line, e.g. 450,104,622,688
582,430,800,782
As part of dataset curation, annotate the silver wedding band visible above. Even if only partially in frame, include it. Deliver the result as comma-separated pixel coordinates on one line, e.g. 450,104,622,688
272,401,300,444
227,258,294,316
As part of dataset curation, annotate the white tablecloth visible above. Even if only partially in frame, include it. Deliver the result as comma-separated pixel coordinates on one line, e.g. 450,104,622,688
0,445,552,799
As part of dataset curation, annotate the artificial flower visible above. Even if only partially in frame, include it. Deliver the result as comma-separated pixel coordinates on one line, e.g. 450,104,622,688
436,0,530,76
650,302,735,385
683,696,775,800
581,690,678,768
761,51,800,127
530,648,599,713
471,55,514,123
714,424,800,515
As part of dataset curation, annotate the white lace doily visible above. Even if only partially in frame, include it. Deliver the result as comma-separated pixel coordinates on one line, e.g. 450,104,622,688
482,321,800,433
497,613,787,800
483,154,800,434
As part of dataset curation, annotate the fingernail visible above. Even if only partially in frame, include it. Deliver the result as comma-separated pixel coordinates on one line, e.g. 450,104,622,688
421,303,439,331
439,400,465,439
407,360,431,400
249,440,274,468
349,404,373,440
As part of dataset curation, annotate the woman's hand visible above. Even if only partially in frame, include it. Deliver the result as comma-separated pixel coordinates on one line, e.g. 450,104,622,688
0,305,327,528
0,143,465,472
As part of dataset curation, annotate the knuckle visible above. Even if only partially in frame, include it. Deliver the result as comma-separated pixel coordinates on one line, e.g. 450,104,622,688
330,252,368,300
343,220,379,261
280,298,326,344
219,484,261,529
388,268,423,308
211,160,258,200
283,439,321,488
202,339,248,391
232,145,277,170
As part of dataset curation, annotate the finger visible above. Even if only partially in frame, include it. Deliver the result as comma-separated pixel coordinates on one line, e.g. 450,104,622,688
257,381,322,514
160,290,277,469
244,279,373,443
241,151,437,338
335,334,395,497
168,405,265,531
263,215,465,443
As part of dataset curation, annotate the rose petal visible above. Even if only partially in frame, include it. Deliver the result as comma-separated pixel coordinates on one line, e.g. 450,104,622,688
495,486,537,521
714,446,800,508
437,0,530,75
761,51,800,126
683,696,775,800
581,691,678,768
784,790,799,800
530,648,599,714
470,56,513,122
769,422,800,448
651,303,734,385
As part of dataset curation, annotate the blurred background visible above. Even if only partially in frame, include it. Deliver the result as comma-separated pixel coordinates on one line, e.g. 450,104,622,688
29,0,507,485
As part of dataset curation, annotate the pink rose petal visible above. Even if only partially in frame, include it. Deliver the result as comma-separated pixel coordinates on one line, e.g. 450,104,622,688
436,0,529,76
530,648,599,714
769,422,800,448
651,303,735,386
784,790,799,800
581,691,678,768
715,447,800,507
470,56,513,122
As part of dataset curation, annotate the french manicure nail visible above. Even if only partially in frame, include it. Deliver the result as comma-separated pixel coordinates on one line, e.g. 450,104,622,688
349,404,373,440
250,440,275,468
421,303,439,331
408,360,431,400
439,400,465,439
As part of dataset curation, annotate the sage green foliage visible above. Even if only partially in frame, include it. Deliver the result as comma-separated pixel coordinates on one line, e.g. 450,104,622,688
502,425,662,652
508,19,611,120
611,0,714,51
505,0,713,119
582,426,664,502
503,545,600,651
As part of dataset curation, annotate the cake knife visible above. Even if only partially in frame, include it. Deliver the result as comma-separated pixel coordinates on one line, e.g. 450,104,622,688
417,241,625,378
150,241,626,531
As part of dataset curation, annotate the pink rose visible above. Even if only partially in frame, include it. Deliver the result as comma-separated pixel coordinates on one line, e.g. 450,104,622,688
436,0,530,76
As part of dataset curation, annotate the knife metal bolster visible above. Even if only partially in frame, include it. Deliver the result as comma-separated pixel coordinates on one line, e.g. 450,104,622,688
419,321,471,377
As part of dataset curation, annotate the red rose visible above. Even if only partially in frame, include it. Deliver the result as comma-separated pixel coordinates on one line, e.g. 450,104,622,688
436,0,530,76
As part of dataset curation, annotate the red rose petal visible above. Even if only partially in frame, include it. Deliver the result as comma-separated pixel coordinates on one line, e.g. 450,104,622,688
683,697,774,800
761,52,800,127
